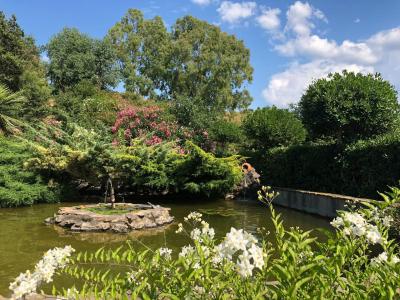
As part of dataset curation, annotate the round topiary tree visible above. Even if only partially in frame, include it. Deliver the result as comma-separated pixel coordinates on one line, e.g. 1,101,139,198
242,106,307,150
299,71,400,143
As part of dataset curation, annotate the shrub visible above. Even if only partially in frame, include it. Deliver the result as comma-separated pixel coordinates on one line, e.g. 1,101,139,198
340,132,400,197
28,125,243,198
242,107,306,150
11,186,400,299
54,82,120,130
209,119,244,156
0,136,59,207
255,132,400,198
254,141,341,193
299,71,400,143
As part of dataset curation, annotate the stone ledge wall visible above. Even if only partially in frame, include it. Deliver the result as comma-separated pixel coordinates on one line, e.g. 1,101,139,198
273,187,372,218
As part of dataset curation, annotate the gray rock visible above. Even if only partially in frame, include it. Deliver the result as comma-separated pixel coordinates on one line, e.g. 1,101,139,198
47,203,173,233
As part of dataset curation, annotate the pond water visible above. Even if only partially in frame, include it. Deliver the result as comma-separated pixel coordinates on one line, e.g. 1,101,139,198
0,197,331,296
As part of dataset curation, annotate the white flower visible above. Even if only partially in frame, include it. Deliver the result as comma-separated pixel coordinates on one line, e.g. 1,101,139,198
190,228,202,241
371,252,400,266
179,245,195,258
225,228,250,251
248,244,264,269
343,212,366,227
371,252,388,266
211,254,223,266
236,251,254,277
184,212,203,222
351,225,366,237
175,223,184,233
201,226,215,241
201,246,211,258
330,217,344,228
392,255,400,264
343,227,351,236
365,226,383,245
159,248,172,260
214,227,265,277
190,226,215,243
193,262,201,269
382,216,393,227
9,246,75,300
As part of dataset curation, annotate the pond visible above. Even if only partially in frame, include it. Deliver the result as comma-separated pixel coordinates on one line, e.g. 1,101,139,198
0,197,331,296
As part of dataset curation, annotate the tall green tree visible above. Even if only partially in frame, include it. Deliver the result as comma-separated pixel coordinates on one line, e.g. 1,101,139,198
107,9,170,98
299,71,400,143
167,16,253,111
0,11,50,111
46,28,119,92
108,11,253,113
0,12,27,91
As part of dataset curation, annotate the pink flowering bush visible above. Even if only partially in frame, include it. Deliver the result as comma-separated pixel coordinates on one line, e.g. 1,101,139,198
112,105,188,146
111,105,213,150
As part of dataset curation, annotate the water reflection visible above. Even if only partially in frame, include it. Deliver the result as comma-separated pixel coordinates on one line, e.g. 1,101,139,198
0,198,330,296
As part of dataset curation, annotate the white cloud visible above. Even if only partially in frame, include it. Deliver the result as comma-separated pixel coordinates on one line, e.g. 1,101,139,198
285,1,326,36
262,2,400,107
368,27,400,50
276,35,378,65
257,8,281,31
263,60,374,107
354,18,360,23
191,0,212,6
217,1,257,24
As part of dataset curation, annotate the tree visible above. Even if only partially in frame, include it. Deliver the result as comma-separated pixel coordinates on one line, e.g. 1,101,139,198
108,11,253,112
0,11,50,112
299,71,400,143
167,16,253,111
46,28,118,92
107,9,170,98
242,107,307,150
0,12,27,91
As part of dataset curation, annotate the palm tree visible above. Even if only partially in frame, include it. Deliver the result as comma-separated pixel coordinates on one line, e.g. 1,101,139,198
0,84,26,134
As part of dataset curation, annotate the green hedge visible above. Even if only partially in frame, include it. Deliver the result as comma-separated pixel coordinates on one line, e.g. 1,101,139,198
251,133,400,198
340,133,400,197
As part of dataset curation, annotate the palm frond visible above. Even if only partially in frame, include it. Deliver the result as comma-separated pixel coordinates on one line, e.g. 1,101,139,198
0,84,27,134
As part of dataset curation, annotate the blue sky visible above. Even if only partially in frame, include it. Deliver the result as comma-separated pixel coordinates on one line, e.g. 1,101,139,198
2,0,400,108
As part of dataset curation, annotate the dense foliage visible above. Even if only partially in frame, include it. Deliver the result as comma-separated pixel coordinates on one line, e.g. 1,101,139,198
299,71,400,143
0,84,26,134
0,12,50,115
27,125,243,198
0,136,59,207
255,132,400,198
243,107,306,150
10,186,400,299
209,118,244,156
108,10,253,112
46,28,119,91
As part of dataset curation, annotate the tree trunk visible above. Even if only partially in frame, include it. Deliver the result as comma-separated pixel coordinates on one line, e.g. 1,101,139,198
110,180,115,209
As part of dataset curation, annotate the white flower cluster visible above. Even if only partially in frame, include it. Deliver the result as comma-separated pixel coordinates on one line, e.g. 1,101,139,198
179,245,195,258
371,251,400,266
158,248,172,260
184,212,203,222
331,212,384,244
175,223,184,233
190,220,215,243
9,246,75,300
214,228,265,277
